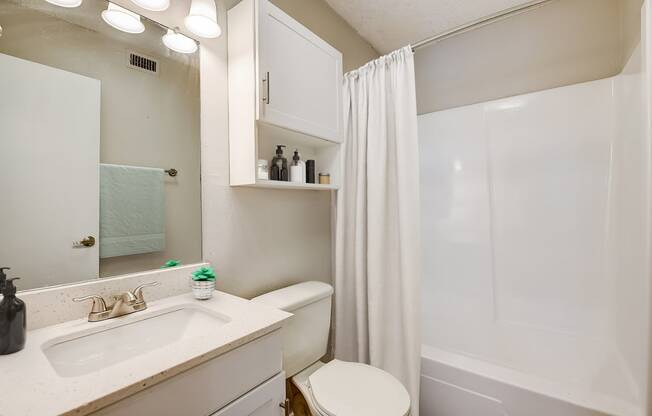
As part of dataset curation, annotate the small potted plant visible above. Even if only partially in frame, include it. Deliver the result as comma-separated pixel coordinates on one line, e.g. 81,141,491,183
161,260,181,268
191,266,216,300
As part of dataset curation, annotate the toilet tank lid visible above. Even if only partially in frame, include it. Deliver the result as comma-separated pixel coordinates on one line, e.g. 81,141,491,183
251,281,333,312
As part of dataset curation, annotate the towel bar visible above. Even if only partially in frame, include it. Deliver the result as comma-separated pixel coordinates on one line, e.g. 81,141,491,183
165,168,178,177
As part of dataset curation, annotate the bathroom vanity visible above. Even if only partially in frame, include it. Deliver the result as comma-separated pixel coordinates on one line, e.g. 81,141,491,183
0,290,291,416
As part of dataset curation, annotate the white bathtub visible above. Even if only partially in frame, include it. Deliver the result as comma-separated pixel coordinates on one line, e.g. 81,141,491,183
419,344,641,416
417,65,648,416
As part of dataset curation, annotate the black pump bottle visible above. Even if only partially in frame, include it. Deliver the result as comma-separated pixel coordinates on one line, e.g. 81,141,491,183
0,277,26,355
270,145,288,181
0,267,10,293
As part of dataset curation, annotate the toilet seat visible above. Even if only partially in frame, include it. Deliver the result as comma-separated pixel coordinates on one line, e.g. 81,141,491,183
305,360,410,416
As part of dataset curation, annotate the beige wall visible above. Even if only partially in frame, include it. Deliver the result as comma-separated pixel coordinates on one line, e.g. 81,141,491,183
3,0,374,296
622,0,645,62
198,0,378,298
111,0,376,299
269,0,379,72
0,1,202,281
415,0,642,114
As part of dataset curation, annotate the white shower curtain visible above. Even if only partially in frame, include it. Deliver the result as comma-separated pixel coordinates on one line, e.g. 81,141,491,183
335,46,421,414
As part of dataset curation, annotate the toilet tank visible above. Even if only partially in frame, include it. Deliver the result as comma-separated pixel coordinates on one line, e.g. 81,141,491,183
251,281,333,377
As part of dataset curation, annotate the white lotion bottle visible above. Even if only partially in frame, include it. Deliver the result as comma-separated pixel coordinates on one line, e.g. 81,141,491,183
290,149,306,183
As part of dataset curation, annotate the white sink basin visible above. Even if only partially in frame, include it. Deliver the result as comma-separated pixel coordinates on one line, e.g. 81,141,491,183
42,305,230,377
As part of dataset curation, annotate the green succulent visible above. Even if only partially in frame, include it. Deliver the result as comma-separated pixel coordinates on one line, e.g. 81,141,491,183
161,260,181,269
192,266,216,281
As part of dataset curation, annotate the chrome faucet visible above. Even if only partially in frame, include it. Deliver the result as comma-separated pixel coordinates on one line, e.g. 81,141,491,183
73,282,160,322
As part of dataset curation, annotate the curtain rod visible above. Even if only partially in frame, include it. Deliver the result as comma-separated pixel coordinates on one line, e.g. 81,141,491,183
411,0,556,51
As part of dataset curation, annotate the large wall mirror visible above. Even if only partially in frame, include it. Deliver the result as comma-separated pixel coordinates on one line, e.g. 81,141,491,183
0,0,202,291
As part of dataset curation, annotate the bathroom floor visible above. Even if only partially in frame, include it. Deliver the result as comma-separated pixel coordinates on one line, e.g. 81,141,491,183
288,381,311,416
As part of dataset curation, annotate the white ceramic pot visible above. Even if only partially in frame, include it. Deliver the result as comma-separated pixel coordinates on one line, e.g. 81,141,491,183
191,279,215,300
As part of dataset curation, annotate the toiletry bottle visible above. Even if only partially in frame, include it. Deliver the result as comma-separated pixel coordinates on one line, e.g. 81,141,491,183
271,145,288,181
257,159,269,180
280,152,289,181
306,160,315,184
0,267,9,293
0,278,26,355
298,152,306,182
290,149,306,183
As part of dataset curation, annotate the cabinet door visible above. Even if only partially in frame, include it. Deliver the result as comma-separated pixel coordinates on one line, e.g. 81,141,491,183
212,372,286,416
91,332,282,416
258,0,343,142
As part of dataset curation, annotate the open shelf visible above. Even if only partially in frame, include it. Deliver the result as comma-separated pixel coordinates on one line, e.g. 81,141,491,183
253,123,341,189
240,179,338,190
229,110,342,190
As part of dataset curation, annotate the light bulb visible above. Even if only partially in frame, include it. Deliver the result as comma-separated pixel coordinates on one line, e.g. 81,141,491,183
130,0,169,12
184,0,221,39
162,29,198,54
45,0,82,7
101,3,145,34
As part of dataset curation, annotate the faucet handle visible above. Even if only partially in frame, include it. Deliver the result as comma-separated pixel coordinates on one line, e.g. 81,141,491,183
73,295,108,313
112,291,137,303
133,281,160,302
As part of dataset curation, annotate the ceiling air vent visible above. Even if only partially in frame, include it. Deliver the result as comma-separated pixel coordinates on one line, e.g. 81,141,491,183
128,52,159,75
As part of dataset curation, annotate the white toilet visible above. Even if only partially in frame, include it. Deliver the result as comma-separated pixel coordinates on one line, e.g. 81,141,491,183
252,281,410,416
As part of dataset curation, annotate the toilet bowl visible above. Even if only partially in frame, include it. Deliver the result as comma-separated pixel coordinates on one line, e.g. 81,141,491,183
292,359,410,416
251,281,410,416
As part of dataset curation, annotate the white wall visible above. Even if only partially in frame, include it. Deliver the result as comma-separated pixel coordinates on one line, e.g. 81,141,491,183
418,64,649,412
110,0,374,299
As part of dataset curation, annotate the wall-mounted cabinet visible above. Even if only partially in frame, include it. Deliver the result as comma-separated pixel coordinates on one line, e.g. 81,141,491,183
228,0,343,190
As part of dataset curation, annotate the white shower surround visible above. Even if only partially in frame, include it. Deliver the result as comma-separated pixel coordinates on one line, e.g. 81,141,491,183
417,13,650,416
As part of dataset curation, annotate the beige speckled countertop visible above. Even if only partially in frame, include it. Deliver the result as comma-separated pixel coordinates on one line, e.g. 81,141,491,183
0,291,291,416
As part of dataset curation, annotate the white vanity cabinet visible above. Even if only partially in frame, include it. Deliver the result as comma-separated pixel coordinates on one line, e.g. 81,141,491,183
92,332,285,416
228,0,343,190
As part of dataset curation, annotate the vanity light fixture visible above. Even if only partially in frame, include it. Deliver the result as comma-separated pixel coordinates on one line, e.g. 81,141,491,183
162,28,198,54
101,2,145,34
44,0,82,8
130,0,170,12
184,0,221,39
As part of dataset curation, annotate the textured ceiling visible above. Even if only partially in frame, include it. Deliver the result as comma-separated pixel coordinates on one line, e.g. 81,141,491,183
324,0,537,53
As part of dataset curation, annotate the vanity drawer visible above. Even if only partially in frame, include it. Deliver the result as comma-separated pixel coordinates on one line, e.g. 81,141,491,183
93,330,282,416
211,371,285,416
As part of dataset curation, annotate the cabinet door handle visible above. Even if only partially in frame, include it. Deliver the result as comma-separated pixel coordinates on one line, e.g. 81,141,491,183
262,71,270,104
73,236,96,248
279,398,290,416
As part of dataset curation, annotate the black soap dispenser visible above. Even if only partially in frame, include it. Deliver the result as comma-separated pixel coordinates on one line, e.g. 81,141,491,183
0,277,26,355
0,267,9,293
270,145,288,181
